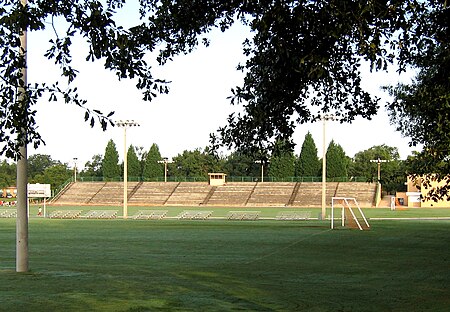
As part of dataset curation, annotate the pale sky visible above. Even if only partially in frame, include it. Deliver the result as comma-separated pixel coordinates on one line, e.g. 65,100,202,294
23,9,419,170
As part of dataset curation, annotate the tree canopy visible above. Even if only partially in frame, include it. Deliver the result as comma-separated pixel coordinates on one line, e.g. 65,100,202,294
127,145,141,179
325,140,348,179
296,132,320,177
102,139,120,179
143,143,163,180
1,1,448,195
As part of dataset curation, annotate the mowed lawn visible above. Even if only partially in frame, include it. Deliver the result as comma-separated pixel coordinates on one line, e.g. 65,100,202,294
0,217,449,311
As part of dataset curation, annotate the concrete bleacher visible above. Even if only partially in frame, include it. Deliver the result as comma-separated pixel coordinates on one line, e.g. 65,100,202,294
164,182,213,206
88,182,140,205
335,182,376,207
50,181,376,208
128,182,178,206
246,182,296,207
207,182,256,206
291,182,336,207
53,182,104,205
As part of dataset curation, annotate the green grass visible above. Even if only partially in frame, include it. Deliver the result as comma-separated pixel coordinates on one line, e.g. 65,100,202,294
0,218,449,311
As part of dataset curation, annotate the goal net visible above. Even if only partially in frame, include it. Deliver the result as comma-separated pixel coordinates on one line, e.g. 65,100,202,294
331,197,370,230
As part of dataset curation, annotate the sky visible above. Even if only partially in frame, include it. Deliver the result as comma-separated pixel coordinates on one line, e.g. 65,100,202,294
22,7,420,170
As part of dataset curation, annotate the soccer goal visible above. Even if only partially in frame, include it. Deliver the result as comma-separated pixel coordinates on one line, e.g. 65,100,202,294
331,197,370,230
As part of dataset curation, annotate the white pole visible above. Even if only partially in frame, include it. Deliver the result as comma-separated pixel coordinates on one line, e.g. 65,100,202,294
73,157,77,182
16,0,29,272
321,117,327,220
123,126,128,219
115,120,140,219
158,158,172,182
164,162,167,182
331,199,334,229
261,163,264,183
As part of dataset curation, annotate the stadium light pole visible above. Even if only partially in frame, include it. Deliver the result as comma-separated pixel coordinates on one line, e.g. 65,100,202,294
73,157,78,182
115,120,140,219
370,158,388,182
158,157,173,182
255,160,269,182
320,114,339,220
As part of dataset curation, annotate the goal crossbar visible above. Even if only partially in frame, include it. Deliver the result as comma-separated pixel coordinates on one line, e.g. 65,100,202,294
331,197,370,230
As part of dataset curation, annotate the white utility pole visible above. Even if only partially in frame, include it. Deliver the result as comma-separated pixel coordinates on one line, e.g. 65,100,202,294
115,120,140,219
16,0,29,273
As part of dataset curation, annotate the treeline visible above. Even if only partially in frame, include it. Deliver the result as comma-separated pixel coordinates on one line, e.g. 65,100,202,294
0,132,413,194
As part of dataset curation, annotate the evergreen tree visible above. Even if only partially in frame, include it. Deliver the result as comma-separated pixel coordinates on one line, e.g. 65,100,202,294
268,140,295,180
127,145,141,179
296,132,320,177
325,140,348,179
143,144,163,181
102,139,120,180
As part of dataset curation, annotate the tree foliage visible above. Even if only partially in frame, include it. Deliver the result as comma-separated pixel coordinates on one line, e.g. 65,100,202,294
31,163,71,190
28,154,58,178
171,148,220,178
0,160,16,188
1,1,448,197
127,145,141,179
383,1,449,198
296,132,320,177
349,144,404,193
268,139,295,179
0,0,444,160
102,139,120,179
211,0,439,155
81,154,103,178
223,152,259,177
143,143,163,180
325,140,348,179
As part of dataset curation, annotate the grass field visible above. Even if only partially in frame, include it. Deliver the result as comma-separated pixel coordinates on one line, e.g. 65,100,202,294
1,208,449,311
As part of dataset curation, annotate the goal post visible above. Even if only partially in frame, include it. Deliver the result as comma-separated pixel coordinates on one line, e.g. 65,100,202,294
331,197,370,230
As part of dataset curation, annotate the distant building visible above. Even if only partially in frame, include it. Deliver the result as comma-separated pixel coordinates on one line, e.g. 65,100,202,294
396,175,450,208
208,173,226,186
